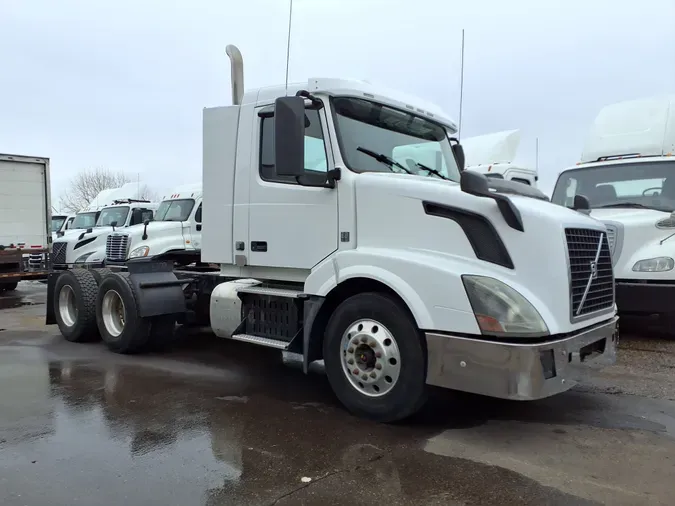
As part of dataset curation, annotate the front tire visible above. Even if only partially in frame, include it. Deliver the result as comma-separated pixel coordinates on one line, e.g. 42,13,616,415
0,281,19,292
96,273,151,354
323,292,428,423
53,269,99,342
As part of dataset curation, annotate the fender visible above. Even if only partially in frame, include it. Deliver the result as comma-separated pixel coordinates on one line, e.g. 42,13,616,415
124,259,189,317
305,247,566,335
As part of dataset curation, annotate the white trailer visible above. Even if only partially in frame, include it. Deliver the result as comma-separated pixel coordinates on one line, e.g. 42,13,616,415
552,94,675,332
0,153,52,290
45,45,618,422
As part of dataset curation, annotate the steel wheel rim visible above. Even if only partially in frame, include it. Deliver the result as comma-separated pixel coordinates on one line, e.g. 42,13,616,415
101,289,126,337
58,284,77,327
340,318,401,397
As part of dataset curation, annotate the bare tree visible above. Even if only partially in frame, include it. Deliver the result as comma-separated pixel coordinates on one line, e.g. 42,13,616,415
59,167,156,212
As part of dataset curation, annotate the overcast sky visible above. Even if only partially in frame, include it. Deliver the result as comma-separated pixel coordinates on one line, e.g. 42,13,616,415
1,0,673,206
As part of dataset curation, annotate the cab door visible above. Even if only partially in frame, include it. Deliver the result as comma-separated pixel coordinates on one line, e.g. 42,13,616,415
246,105,338,269
187,202,202,250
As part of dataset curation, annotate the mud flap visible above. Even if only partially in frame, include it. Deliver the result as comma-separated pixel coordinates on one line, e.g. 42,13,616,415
45,271,61,325
125,259,189,318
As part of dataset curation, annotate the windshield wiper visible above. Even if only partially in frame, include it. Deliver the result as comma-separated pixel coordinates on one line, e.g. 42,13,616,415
595,202,653,209
357,147,413,175
413,162,451,181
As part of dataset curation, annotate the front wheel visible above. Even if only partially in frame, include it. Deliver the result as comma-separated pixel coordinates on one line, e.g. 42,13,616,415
323,292,428,423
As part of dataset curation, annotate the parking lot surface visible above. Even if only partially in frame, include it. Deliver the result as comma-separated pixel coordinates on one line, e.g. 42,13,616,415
1,282,675,505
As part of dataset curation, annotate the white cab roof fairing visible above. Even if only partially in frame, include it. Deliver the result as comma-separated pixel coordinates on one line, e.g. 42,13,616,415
162,182,202,201
581,95,675,163
462,129,521,167
243,79,458,133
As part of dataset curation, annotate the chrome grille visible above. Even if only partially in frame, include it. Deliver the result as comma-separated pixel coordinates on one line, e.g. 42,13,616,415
52,242,67,265
565,228,614,319
106,234,130,262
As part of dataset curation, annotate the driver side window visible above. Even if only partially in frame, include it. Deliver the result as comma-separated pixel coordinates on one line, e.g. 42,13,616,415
259,108,328,184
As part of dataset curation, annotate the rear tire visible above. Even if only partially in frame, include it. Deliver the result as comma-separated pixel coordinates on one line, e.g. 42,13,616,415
146,315,178,352
96,272,151,354
53,269,99,342
91,268,115,285
323,292,428,423
0,281,19,292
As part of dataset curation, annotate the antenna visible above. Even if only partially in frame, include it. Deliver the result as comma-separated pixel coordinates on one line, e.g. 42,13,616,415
458,29,465,140
284,0,294,94
535,137,540,171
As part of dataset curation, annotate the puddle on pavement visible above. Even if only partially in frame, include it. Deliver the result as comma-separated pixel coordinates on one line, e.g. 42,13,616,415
0,348,599,506
0,297,38,310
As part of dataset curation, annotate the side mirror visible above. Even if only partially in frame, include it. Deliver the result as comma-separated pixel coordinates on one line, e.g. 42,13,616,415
110,221,118,228
449,137,465,171
143,219,150,226
274,96,306,177
572,194,591,212
460,169,489,195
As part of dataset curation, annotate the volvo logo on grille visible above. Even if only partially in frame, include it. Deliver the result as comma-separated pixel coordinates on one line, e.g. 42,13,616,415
575,233,605,316
589,260,598,280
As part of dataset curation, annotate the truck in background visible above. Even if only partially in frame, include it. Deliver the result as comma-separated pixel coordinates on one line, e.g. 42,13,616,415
461,129,538,186
45,45,618,422
0,153,52,291
50,187,158,269
552,94,675,333
392,129,538,187
103,183,203,267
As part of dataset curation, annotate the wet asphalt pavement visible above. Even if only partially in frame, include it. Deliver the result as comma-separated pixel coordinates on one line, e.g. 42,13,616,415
1,283,675,505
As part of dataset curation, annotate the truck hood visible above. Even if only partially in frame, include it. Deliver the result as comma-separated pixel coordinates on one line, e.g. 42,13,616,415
106,221,186,261
354,172,612,334
588,207,675,279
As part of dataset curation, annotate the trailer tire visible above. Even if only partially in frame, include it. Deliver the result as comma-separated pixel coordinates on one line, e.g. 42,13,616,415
323,292,428,423
54,269,99,343
96,272,151,354
0,281,19,292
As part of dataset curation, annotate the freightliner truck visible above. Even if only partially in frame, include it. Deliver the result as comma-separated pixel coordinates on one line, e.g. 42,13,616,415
45,45,619,422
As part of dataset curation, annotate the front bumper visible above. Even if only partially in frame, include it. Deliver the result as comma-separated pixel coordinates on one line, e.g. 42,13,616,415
425,316,618,400
615,280,675,316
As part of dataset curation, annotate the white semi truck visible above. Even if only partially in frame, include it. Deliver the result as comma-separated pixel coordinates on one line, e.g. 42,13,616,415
392,129,538,187
103,183,203,267
0,153,52,291
462,129,538,187
552,94,675,332
51,183,158,269
45,45,618,422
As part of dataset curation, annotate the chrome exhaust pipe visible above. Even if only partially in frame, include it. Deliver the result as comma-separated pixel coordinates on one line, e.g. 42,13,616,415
225,44,244,105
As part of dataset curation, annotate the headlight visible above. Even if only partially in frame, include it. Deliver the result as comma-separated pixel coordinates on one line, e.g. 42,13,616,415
462,275,549,336
129,246,150,258
74,252,94,263
632,257,674,272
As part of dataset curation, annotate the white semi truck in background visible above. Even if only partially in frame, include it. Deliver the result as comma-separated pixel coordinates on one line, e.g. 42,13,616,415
45,45,618,422
392,129,538,188
50,183,158,269
103,183,203,267
552,94,675,333
0,153,52,291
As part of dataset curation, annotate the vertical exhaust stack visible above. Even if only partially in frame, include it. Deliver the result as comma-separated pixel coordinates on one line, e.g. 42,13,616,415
226,44,244,106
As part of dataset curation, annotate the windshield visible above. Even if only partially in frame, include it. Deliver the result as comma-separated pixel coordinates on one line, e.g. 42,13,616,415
96,206,130,227
331,97,460,182
71,212,98,229
552,160,675,212
51,216,66,232
154,199,195,222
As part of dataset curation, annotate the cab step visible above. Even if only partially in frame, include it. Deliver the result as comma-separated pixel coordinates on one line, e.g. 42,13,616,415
237,286,305,299
230,333,290,350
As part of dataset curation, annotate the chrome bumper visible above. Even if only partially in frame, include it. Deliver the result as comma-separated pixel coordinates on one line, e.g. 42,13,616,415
425,316,618,400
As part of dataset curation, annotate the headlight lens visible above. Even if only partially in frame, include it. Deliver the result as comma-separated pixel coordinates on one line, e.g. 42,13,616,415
129,246,150,258
462,275,549,336
74,252,93,263
632,257,674,272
